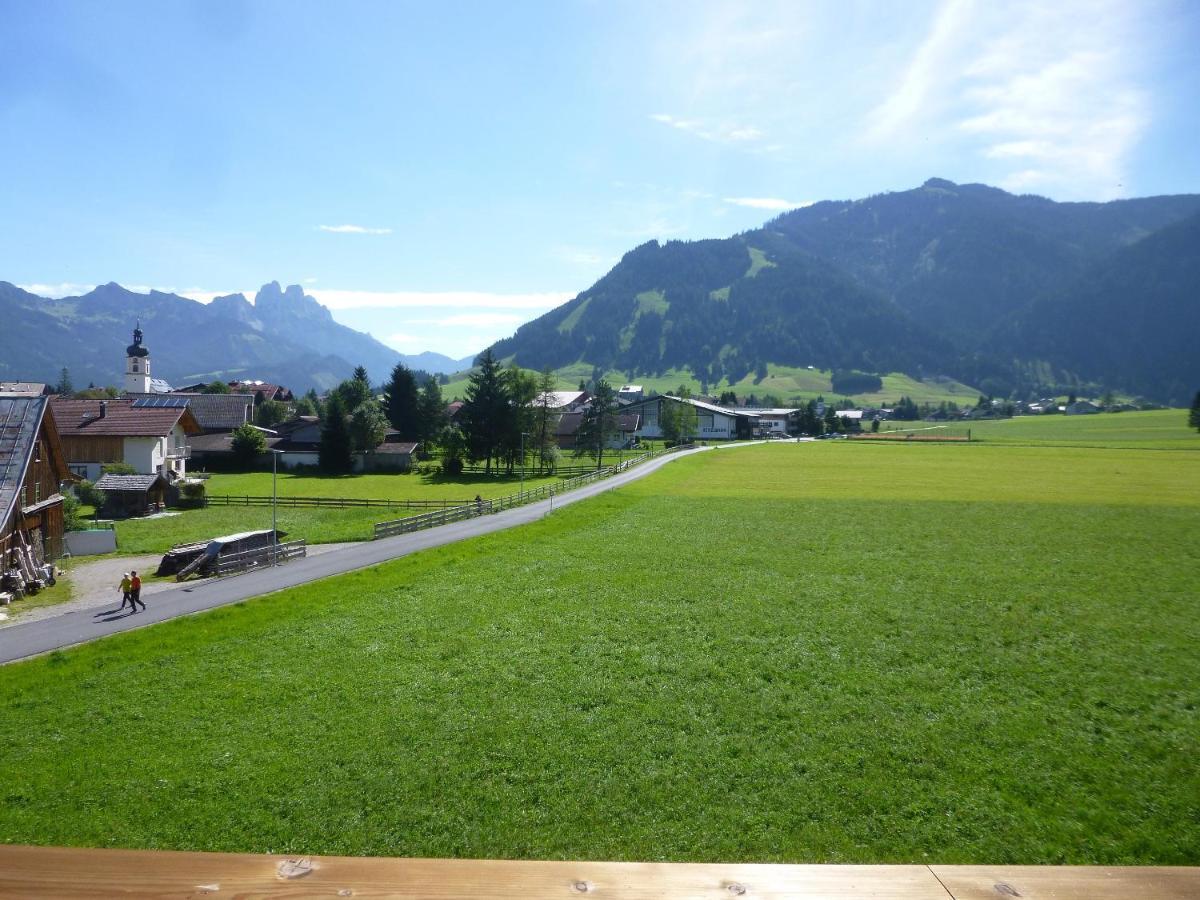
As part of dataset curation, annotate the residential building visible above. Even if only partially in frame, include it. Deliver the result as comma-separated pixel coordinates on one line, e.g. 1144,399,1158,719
50,398,201,481
624,395,757,440
0,394,73,564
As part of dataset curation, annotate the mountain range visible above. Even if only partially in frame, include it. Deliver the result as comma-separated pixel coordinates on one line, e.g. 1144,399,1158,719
0,281,451,392
490,179,1200,404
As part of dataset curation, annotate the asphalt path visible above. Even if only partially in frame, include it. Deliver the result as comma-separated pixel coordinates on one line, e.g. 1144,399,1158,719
0,444,750,664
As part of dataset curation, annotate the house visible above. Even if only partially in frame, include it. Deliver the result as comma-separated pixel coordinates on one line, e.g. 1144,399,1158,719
616,385,644,404
126,393,254,434
532,390,590,412
228,381,294,404
1066,400,1101,415
555,412,641,450
50,398,202,481
623,395,757,440
94,473,169,518
0,394,73,566
742,407,798,436
0,382,50,396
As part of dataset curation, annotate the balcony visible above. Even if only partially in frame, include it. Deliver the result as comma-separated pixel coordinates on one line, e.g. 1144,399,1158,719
166,445,191,459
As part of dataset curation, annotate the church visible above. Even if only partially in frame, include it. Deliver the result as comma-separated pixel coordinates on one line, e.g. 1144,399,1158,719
123,322,174,394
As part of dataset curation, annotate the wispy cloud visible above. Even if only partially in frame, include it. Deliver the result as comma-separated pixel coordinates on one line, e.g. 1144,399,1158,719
650,113,766,145
308,289,571,312
412,312,528,329
724,197,814,211
17,282,96,298
317,224,392,235
864,0,1151,199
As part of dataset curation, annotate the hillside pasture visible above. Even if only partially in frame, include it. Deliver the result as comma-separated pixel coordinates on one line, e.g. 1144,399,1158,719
2,440,1197,863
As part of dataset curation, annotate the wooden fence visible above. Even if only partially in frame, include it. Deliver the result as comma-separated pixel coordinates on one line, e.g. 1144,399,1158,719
213,539,307,576
0,846,1194,899
373,450,666,539
206,495,474,510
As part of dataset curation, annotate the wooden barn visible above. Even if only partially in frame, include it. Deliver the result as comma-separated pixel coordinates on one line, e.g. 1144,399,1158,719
0,394,74,571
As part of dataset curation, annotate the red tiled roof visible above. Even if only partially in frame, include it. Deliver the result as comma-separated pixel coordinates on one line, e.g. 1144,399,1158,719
50,398,202,437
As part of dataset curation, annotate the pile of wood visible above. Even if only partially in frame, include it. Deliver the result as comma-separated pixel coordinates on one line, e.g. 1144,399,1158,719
1,529,56,603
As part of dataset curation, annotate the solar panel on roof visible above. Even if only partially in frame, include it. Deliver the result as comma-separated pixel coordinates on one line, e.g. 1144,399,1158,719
131,396,190,408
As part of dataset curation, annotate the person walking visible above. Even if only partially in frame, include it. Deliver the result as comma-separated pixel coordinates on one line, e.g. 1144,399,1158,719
129,570,146,612
117,573,132,611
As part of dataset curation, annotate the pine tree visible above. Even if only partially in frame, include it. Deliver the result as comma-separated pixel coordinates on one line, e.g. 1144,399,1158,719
56,367,73,396
460,349,510,473
417,377,448,449
575,379,618,468
1189,391,1200,432
319,393,354,474
384,362,420,439
532,369,558,472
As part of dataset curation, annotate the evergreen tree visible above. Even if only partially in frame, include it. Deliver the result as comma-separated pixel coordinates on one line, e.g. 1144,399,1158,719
56,367,73,396
575,379,618,468
417,377,448,448
460,349,510,473
319,393,354,474
1189,391,1200,432
384,362,420,439
501,365,538,473
294,394,318,418
337,368,372,411
531,368,558,472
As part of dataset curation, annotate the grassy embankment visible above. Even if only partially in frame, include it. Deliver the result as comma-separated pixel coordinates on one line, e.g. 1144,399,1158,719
876,409,1197,450
1,426,1197,863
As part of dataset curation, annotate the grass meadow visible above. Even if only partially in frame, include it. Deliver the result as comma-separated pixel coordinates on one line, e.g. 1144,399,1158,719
2,432,1197,863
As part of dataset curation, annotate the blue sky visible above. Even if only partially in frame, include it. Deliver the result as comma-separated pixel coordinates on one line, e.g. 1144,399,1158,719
2,0,1197,358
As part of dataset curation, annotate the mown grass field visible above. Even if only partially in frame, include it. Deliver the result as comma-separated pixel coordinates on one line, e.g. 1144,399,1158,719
2,435,1197,863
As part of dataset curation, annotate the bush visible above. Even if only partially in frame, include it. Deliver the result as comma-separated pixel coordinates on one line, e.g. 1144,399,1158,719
442,457,464,476
100,462,136,476
178,481,207,509
77,479,107,509
63,494,83,532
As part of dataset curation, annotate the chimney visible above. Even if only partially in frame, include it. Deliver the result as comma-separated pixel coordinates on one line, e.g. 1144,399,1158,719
99,400,107,419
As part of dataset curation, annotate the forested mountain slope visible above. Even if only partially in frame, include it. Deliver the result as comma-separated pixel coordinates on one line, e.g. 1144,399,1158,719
489,179,1200,401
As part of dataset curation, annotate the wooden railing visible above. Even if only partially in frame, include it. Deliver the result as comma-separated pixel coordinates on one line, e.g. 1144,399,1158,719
206,495,474,510
373,449,674,539
213,539,307,576
0,846,1193,898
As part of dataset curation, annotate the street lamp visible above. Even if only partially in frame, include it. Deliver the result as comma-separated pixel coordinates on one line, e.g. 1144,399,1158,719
519,432,530,495
270,449,284,566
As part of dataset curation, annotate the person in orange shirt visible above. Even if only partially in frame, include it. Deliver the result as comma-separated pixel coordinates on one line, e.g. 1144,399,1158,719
129,570,146,613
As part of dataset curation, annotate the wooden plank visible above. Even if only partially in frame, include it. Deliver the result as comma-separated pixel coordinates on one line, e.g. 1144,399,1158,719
931,865,1200,900
0,846,947,899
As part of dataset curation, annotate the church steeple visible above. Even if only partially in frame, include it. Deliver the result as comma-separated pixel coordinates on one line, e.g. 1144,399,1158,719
124,320,152,393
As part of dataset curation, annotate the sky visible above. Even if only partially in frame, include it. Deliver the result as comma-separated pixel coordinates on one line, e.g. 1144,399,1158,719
2,0,1197,359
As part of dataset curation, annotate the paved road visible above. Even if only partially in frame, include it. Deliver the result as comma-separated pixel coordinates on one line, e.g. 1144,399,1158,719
0,444,741,664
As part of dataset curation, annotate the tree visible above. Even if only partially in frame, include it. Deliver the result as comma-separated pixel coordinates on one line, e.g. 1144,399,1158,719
501,364,538,473
203,381,231,394
661,390,698,445
56,367,73,396
230,422,267,468
384,362,420,439
1190,391,1200,432
417,377,448,448
460,349,510,473
350,399,389,453
531,369,558,472
319,393,354,474
294,394,318,418
337,368,372,411
575,379,618,468
256,399,289,428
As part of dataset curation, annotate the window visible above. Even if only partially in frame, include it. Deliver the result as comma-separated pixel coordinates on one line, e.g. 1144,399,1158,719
34,440,41,462
35,482,41,504
131,360,139,372
69,464,88,479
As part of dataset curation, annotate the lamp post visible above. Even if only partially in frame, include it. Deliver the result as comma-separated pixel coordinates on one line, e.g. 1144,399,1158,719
519,432,530,495
270,449,283,566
